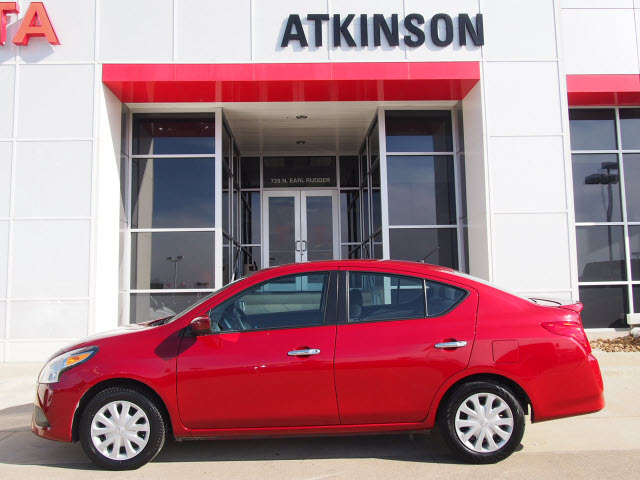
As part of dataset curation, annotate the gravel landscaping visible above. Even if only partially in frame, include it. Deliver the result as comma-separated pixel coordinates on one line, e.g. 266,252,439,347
591,335,640,353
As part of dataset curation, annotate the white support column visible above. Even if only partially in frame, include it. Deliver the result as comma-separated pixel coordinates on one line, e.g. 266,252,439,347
214,108,223,290
378,108,391,260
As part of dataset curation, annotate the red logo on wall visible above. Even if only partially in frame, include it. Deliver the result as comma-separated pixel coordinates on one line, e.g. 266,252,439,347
0,2,60,46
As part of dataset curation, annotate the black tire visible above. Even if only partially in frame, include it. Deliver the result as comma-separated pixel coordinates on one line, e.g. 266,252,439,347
79,387,166,470
437,381,525,464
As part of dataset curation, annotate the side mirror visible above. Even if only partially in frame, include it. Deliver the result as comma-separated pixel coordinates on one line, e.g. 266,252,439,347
190,316,211,336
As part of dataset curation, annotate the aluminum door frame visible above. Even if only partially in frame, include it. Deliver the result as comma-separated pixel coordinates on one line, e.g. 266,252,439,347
300,190,340,262
262,191,302,268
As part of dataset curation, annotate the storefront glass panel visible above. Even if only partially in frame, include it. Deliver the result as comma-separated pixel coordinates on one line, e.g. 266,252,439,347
389,228,458,269
132,158,215,229
133,114,215,155
385,111,453,152
572,154,621,223
569,109,617,151
579,286,628,329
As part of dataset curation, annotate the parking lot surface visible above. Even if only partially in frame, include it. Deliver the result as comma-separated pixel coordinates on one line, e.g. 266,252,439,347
0,351,638,480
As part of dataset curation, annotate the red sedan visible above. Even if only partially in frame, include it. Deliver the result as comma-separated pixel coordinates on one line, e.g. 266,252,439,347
32,260,604,470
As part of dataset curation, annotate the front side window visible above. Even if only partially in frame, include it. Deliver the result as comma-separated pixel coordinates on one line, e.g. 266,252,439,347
207,273,330,332
347,272,426,323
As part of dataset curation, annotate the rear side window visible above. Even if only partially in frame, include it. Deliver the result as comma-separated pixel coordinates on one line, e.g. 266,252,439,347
426,280,466,316
348,272,426,323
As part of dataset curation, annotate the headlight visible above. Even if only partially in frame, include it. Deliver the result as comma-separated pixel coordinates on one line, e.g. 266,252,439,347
38,346,99,384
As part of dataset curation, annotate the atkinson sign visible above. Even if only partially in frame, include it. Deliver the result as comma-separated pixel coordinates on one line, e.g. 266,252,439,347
281,13,484,49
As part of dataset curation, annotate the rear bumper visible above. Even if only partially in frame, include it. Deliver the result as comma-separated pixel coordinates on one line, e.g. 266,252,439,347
529,353,605,422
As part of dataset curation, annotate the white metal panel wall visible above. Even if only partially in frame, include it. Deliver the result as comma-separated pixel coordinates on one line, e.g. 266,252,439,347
476,0,576,299
0,0,100,361
561,2,640,74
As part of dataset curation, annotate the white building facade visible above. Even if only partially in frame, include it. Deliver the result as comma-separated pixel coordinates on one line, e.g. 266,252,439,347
1,0,638,361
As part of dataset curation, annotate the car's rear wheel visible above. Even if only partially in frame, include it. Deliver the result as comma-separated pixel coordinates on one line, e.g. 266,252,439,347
79,387,166,470
438,381,525,463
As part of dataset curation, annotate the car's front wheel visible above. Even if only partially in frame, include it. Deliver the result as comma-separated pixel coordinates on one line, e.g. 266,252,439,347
79,387,166,470
438,381,525,463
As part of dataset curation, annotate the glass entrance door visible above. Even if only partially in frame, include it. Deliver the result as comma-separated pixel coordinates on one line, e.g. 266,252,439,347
263,191,339,267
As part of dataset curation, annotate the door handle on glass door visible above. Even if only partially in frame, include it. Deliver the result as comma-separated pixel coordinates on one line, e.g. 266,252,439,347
434,341,467,349
287,348,320,356
301,240,307,251
295,240,301,251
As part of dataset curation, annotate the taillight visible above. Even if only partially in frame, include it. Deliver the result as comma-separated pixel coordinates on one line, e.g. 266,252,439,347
541,321,591,353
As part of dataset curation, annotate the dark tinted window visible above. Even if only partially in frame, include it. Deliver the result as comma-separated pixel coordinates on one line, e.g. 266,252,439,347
132,114,215,155
241,157,260,188
576,226,626,282
388,155,456,225
386,111,453,152
340,156,359,187
207,273,329,332
132,158,215,228
579,286,628,328
569,109,617,151
389,228,458,269
619,109,640,150
426,280,466,316
623,154,640,221
348,272,425,322
571,154,621,223
131,232,215,290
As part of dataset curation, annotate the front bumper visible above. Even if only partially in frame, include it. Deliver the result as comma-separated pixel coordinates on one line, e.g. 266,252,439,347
31,376,85,443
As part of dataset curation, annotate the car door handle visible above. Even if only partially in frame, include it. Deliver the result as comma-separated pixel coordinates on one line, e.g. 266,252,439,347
287,348,321,356
434,341,467,349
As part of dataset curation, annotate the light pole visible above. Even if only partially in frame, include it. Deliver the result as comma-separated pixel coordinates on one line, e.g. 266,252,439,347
166,256,184,288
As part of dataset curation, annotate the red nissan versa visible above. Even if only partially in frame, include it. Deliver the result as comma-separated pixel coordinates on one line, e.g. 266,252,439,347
32,260,604,470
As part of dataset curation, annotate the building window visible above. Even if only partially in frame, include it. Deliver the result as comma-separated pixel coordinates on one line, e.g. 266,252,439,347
570,108,640,328
128,114,216,323
385,111,459,269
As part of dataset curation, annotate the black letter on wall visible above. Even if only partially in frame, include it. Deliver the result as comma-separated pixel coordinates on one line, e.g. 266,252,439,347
333,14,357,47
373,14,399,47
403,13,425,47
360,14,368,46
459,14,484,46
307,14,329,47
281,14,308,47
430,13,453,47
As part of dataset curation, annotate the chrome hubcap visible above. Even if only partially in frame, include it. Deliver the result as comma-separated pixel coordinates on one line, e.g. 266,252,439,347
91,400,150,461
454,392,514,453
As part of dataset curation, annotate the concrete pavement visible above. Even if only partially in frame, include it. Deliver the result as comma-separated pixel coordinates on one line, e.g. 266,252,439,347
0,351,638,479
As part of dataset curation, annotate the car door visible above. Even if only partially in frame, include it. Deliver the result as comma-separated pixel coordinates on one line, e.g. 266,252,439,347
334,269,478,425
176,271,339,429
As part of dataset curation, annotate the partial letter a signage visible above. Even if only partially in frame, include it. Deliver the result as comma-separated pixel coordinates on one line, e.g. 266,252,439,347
0,2,60,46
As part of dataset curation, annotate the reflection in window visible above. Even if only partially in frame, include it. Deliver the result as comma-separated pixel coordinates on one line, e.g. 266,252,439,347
628,226,640,280
576,226,626,282
389,228,458,269
348,272,425,322
132,114,215,155
207,273,329,332
388,155,456,225
130,292,211,324
426,280,466,316
241,192,260,244
623,154,640,221
386,111,453,152
569,109,617,151
132,158,215,228
619,109,640,150
579,286,628,329
131,232,215,289
571,154,621,223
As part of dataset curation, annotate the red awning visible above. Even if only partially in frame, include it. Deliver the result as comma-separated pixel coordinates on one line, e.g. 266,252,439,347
567,75,640,106
102,62,480,103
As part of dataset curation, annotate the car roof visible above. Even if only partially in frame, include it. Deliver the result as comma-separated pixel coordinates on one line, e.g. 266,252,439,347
255,260,455,275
